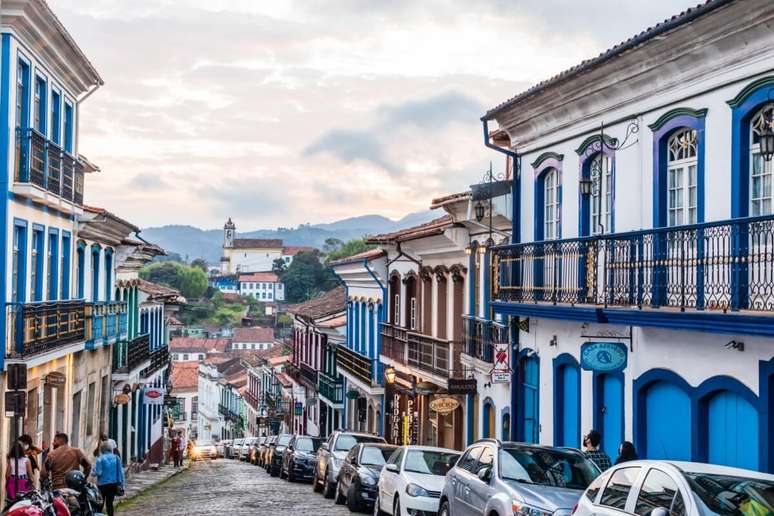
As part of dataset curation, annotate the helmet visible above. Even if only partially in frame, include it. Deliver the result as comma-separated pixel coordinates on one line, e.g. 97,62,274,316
64,470,86,491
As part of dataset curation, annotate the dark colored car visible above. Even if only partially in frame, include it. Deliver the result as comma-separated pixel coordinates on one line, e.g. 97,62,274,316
267,433,294,476
335,443,397,511
314,431,387,498
259,436,276,467
281,435,323,482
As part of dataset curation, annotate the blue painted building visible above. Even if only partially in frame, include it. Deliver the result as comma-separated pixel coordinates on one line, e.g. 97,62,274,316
483,0,774,472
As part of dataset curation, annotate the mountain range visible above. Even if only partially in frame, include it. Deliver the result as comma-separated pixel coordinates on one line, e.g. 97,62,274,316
141,210,438,263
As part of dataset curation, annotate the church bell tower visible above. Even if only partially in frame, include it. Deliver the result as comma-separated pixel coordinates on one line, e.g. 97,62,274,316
224,217,236,248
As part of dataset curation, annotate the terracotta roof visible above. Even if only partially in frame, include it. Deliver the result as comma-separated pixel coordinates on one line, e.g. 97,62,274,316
170,362,199,391
287,286,346,320
430,191,471,209
283,246,316,256
268,355,292,367
483,0,733,121
82,205,141,232
366,215,454,244
233,326,274,343
170,337,230,353
221,293,240,302
232,238,283,249
138,279,186,303
166,315,183,327
329,248,385,267
241,344,292,367
318,315,346,328
238,272,280,283
275,372,292,387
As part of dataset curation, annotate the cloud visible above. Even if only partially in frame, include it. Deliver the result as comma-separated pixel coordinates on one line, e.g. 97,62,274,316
304,129,398,174
129,173,168,191
377,91,484,129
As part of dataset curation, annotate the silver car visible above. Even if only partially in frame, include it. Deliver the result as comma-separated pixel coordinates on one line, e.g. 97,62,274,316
440,439,600,516
314,430,386,499
575,460,774,516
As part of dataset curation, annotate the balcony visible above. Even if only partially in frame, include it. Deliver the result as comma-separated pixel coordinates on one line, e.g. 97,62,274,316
141,345,169,378
85,302,128,349
6,300,85,358
318,372,343,405
380,322,459,379
243,390,260,411
380,322,407,362
299,362,319,389
336,345,373,386
461,316,509,363
113,334,151,374
14,128,85,211
492,215,774,334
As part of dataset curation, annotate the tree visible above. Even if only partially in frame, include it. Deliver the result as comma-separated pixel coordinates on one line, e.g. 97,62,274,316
323,238,344,254
279,251,339,303
272,258,287,275
140,261,208,300
190,258,208,272
325,238,375,264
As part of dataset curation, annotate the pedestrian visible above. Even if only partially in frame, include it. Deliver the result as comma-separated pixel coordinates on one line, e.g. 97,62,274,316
177,432,185,466
40,433,92,490
94,433,120,459
91,441,124,516
615,441,639,464
171,432,182,468
583,429,612,472
17,435,41,483
5,442,33,503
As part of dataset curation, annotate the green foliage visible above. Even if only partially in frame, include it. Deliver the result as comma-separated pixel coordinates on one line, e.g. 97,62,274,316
325,238,375,264
277,313,293,326
190,258,208,272
279,251,339,303
272,258,287,275
140,261,208,300
323,238,344,254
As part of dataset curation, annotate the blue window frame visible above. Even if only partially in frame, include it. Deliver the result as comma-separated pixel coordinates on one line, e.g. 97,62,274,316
104,249,113,302
64,101,73,153
532,152,564,241
61,232,71,300
576,135,616,236
34,75,46,135
91,245,100,302
76,241,86,298
47,228,59,300
12,220,28,303
15,58,29,129
51,89,61,145
31,225,44,301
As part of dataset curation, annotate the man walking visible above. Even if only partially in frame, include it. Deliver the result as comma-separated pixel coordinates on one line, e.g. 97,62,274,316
40,433,92,489
583,429,612,472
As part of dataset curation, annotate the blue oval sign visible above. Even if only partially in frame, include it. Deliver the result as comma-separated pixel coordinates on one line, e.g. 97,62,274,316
580,342,627,372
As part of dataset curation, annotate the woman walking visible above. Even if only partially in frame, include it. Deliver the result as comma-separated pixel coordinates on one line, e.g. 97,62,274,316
5,442,33,504
92,441,125,516
615,441,639,464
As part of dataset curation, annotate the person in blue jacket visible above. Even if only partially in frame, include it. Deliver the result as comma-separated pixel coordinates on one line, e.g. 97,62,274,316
92,441,124,516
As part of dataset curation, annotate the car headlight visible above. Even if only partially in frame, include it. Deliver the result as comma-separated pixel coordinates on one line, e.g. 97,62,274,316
406,483,430,497
512,501,553,516
359,475,376,486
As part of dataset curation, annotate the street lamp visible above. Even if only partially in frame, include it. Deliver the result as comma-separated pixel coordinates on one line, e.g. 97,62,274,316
385,366,396,384
761,114,774,161
474,202,486,223
579,178,593,197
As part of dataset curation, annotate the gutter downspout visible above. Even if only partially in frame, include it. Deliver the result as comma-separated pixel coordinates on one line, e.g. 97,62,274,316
364,259,387,437
385,242,422,269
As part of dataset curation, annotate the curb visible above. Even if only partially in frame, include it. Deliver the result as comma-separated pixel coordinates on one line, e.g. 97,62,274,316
116,463,190,508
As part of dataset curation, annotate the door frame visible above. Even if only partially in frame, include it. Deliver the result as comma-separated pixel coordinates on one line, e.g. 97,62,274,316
593,370,625,458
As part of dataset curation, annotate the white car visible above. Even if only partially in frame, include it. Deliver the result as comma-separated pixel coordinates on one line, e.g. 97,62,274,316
240,437,258,461
231,438,245,459
374,445,461,516
575,460,774,516
193,441,217,460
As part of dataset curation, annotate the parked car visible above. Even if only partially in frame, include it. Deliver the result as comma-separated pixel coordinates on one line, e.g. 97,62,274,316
250,437,266,464
259,436,276,467
438,439,599,516
192,441,218,460
216,439,230,458
282,435,323,482
374,445,459,516
240,437,258,461
334,443,397,511
267,434,294,476
315,431,386,498
574,460,774,516
231,438,245,460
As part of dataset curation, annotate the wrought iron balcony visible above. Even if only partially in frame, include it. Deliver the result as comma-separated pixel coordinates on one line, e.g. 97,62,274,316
243,391,260,410
492,214,774,314
141,345,169,378
318,372,343,404
113,333,151,373
461,316,508,363
85,302,128,348
380,322,459,378
14,128,85,206
336,345,374,386
6,300,85,358
299,361,319,388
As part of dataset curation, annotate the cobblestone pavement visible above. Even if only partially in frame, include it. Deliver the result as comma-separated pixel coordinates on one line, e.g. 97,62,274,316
117,458,352,516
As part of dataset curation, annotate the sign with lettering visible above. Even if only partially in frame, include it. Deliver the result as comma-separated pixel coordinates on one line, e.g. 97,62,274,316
490,341,512,383
143,386,165,405
430,397,460,415
580,342,627,373
391,393,401,445
44,372,66,387
113,393,130,406
447,378,477,395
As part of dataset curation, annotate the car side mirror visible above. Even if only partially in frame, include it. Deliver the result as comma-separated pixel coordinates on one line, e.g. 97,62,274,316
651,509,669,516
321,443,329,451
477,466,493,483
385,463,399,474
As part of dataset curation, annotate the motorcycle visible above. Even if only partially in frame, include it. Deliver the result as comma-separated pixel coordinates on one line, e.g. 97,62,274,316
5,478,70,516
55,472,104,516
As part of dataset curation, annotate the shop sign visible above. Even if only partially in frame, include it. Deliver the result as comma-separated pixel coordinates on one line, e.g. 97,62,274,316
113,393,131,406
391,393,401,444
580,342,627,373
447,378,477,395
406,397,417,445
4,391,26,418
430,396,460,415
294,401,303,416
490,341,511,384
143,386,165,405
414,381,438,396
44,372,66,387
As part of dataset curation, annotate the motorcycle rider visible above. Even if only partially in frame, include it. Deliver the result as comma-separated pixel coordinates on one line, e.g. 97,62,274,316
40,433,91,490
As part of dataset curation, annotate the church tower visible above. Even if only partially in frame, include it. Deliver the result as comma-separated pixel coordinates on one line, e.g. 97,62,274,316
224,217,236,248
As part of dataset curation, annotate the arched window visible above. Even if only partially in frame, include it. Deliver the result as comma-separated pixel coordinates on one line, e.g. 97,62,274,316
589,153,612,234
749,103,774,216
544,168,560,240
667,128,699,226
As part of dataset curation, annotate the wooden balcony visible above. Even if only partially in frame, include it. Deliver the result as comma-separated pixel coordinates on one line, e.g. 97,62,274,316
85,302,128,349
112,333,151,373
336,344,373,386
6,300,85,358
380,322,459,379
141,345,169,378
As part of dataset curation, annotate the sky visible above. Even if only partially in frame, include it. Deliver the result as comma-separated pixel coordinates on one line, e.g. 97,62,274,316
50,0,701,230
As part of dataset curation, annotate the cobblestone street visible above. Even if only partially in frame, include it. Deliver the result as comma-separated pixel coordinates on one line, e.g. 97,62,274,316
117,459,351,516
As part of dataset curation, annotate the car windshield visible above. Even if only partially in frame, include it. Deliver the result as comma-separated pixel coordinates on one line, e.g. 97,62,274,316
277,435,292,446
334,435,385,452
361,447,395,466
499,447,599,490
295,438,322,453
684,472,774,515
404,450,460,476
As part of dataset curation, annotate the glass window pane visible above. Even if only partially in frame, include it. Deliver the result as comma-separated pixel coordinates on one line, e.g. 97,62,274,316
600,467,641,510
634,468,683,516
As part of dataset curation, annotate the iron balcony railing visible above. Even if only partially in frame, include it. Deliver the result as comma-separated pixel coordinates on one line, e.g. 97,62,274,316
492,214,774,313
112,333,151,373
318,372,343,404
380,322,459,378
461,316,509,363
6,300,85,358
15,128,85,205
299,361,319,388
141,345,169,378
243,391,260,410
336,344,373,386
85,302,128,348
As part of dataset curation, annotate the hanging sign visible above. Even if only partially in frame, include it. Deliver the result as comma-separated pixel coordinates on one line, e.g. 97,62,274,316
143,386,165,405
44,372,66,387
447,378,477,395
490,341,512,383
430,397,460,415
580,342,627,373
113,393,130,406
294,401,303,416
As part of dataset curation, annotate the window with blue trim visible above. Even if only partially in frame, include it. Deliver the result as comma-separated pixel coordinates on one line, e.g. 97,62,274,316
104,250,113,302
47,230,58,300
91,247,100,302
64,102,73,153
51,90,61,145
666,129,698,226
749,104,773,216
590,154,612,235
543,168,560,240
76,244,85,298
34,76,46,134
12,224,27,303
15,60,29,130
61,233,71,300
31,228,44,301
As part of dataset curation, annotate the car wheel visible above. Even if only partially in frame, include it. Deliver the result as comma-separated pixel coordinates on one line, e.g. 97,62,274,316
323,470,335,499
438,500,450,516
335,479,346,505
393,497,401,516
287,462,295,482
346,484,361,513
313,468,323,493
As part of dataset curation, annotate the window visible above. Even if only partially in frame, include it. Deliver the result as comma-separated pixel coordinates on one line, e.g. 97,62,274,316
600,467,641,510
104,251,113,301
635,469,685,516
12,224,26,302
61,233,70,299
458,446,483,473
666,129,698,226
51,90,61,144
473,447,494,476
91,247,100,302
31,229,43,301
47,230,58,300
183,354,189,360
34,76,46,134
394,294,400,326
16,60,29,130
76,245,85,298
586,473,607,502
590,154,612,234
499,446,599,490
750,104,774,216
64,102,73,153
199,354,204,360
86,382,96,436
544,168,560,240
404,450,459,476
409,297,416,329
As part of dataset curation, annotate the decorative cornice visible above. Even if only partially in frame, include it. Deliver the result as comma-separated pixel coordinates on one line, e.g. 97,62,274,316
727,76,774,108
530,151,564,169
450,264,467,283
648,107,708,131
419,266,433,282
574,134,617,156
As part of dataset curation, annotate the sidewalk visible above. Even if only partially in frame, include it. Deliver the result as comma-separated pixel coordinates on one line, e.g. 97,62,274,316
117,463,188,505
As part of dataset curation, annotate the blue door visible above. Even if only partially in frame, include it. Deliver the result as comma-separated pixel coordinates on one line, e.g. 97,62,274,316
522,355,540,443
597,374,623,460
708,391,759,470
559,365,580,448
645,381,691,460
